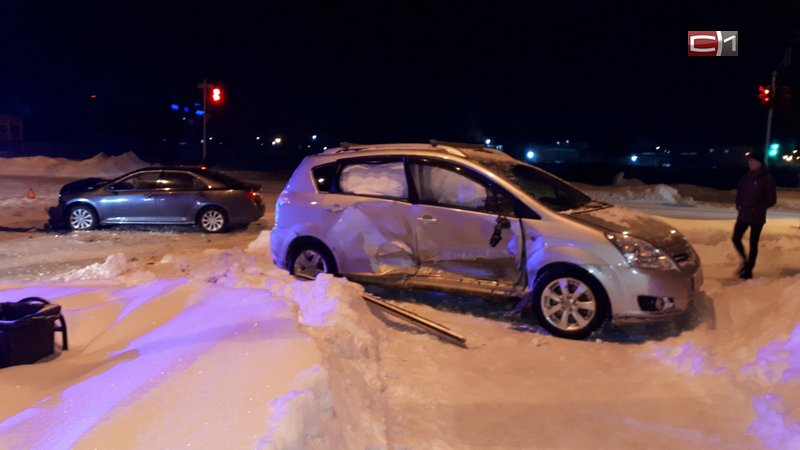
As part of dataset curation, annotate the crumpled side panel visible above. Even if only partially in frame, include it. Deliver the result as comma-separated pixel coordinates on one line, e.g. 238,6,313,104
326,201,417,276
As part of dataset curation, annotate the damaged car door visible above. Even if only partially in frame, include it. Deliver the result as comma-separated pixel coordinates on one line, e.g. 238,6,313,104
407,159,525,295
320,157,418,280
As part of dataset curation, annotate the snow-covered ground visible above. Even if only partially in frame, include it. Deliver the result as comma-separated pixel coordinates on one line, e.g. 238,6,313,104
2,153,800,449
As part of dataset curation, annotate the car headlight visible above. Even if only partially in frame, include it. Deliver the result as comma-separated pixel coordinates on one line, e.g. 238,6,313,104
606,232,678,270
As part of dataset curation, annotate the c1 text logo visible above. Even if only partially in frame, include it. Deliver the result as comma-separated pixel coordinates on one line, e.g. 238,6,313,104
688,31,738,57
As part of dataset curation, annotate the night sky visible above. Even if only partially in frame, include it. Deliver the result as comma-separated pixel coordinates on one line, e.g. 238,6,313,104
2,1,800,158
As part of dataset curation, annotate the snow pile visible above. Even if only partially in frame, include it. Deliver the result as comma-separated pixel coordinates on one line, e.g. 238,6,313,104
75,152,150,178
245,230,271,253
612,171,645,186
0,152,148,178
584,183,693,205
647,273,800,448
264,274,390,449
60,252,154,283
60,252,130,280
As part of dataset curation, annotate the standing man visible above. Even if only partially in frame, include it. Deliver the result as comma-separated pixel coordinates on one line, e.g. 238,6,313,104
732,152,777,279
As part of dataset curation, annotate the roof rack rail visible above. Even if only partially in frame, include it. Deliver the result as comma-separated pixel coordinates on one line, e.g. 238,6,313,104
429,139,485,150
326,142,437,154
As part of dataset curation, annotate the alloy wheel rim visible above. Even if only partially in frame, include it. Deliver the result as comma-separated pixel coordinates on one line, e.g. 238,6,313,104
70,209,94,229
540,277,596,332
293,249,328,278
201,210,224,231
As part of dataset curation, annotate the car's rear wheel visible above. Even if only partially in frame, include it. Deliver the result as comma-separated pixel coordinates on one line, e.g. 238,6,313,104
289,244,337,279
67,204,98,231
531,268,609,339
198,207,228,233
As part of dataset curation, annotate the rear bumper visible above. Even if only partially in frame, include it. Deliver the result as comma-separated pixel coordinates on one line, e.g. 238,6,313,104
270,227,297,270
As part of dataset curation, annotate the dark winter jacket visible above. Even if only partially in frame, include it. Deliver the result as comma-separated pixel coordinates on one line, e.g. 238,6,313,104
736,166,777,224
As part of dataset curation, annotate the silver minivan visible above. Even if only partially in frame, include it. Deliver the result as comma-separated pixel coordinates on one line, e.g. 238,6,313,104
271,142,702,339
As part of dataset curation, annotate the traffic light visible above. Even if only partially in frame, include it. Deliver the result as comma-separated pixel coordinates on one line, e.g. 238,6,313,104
211,87,222,104
758,85,772,105
769,143,780,158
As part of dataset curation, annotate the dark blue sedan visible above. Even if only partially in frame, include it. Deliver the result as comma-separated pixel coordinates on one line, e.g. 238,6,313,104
58,167,265,233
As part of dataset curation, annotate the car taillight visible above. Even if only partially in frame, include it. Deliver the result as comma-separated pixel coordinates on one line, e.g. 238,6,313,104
246,190,262,204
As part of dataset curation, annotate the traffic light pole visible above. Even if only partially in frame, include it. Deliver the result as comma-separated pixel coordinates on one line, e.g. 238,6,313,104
763,70,776,168
201,79,208,164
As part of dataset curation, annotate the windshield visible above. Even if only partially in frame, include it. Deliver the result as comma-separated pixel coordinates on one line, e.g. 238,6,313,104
480,159,592,211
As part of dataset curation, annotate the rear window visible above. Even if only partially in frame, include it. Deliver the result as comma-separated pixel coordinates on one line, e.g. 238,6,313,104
160,172,200,190
312,164,337,192
200,170,248,188
338,160,408,199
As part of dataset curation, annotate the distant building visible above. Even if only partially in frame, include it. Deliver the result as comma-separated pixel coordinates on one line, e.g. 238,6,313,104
629,145,754,169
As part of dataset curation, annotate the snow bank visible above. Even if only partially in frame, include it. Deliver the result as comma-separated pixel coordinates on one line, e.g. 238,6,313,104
264,274,390,449
60,252,154,283
583,183,693,205
0,152,149,178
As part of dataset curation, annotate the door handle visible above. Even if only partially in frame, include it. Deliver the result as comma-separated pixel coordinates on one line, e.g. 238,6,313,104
325,204,345,213
416,215,438,223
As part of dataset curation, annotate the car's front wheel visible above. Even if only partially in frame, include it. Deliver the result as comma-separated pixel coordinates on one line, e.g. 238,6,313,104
531,268,609,339
288,244,337,279
67,204,98,231
197,207,228,233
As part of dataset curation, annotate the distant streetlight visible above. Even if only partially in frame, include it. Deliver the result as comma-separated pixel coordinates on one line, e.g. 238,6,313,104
526,150,535,160
484,138,491,146
256,136,261,141
630,155,639,163
312,134,318,141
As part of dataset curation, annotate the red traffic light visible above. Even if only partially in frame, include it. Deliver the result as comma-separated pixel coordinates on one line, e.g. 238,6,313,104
211,87,222,103
758,85,772,105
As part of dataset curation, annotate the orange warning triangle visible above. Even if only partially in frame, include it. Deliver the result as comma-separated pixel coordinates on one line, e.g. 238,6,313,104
27,186,36,199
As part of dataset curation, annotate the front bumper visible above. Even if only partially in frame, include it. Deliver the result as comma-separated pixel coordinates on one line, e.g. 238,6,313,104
587,263,703,322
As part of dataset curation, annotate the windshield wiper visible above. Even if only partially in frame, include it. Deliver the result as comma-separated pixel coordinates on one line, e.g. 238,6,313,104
562,200,612,214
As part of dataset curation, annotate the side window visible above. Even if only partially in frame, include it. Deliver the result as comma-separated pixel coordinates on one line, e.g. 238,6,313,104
159,172,198,190
487,186,518,216
312,164,337,193
114,172,161,190
338,160,408,199
410,163,488,210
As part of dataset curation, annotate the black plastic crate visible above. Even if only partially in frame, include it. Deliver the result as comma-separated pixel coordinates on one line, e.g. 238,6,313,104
0,298,68,368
